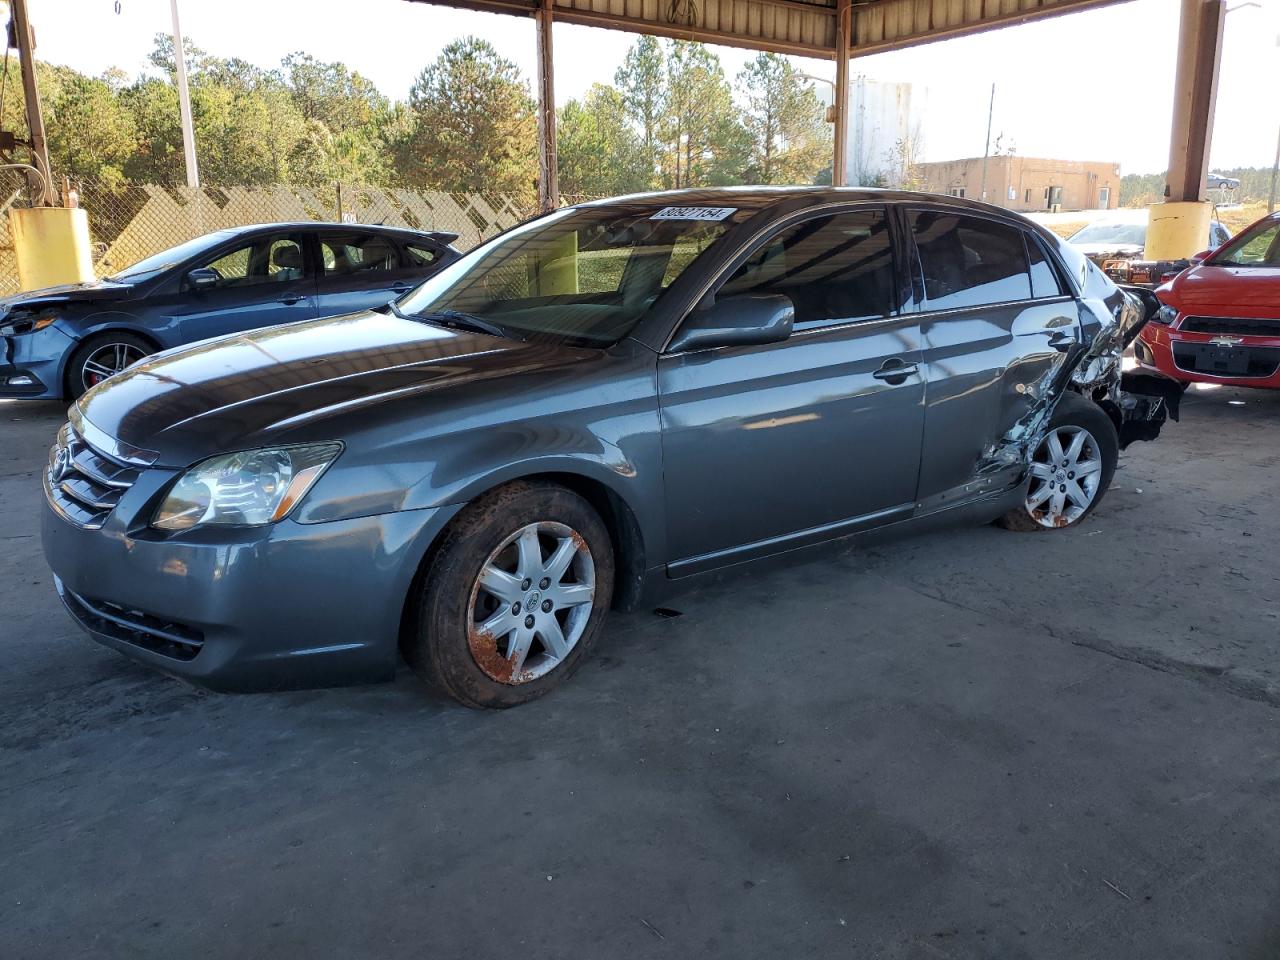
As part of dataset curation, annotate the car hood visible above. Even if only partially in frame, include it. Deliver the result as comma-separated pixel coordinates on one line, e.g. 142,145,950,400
0,279,134,315
1164,264,1280,309
1071,242,1143,259
76,310,596,467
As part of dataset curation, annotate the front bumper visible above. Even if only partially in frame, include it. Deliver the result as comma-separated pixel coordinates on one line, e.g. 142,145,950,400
1,325,75,399
1137,324,1280,390
42,476,461,691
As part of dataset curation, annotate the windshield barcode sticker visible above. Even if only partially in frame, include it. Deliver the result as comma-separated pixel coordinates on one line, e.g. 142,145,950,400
650,206,737,222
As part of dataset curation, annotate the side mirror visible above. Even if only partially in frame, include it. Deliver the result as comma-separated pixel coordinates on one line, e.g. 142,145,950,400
668,294,795,354
186,268,220,292
1188,249,1214,265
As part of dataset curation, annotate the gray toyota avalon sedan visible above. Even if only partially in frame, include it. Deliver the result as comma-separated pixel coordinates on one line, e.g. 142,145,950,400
41,188,1179,708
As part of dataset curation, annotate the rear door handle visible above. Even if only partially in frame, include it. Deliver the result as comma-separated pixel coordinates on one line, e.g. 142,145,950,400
1047,331,1077,352
391,281,412,292
277,295,306,305
872,358,918,384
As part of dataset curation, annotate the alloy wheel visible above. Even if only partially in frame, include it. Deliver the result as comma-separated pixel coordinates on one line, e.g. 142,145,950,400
1025,425,1103,528
467,520,596,684
81,342,147,390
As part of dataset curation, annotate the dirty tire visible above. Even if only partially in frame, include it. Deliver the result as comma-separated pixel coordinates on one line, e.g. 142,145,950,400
997,391,1119,532
66,332,155,400
406,480,614,709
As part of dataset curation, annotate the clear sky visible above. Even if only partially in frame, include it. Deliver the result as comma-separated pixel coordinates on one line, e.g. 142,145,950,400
26,0,1280,174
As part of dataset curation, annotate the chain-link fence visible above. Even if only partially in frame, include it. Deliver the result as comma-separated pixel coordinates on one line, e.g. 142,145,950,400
0,178,549,296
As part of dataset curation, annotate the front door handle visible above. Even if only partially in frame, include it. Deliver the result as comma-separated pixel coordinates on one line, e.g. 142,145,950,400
873,358,918,384
391,281,412,291
277,295,306,305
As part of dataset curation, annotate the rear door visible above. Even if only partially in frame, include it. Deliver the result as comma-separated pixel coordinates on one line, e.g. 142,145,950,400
163,231,318,343
314,230,419,316
906,208,1080,511
657,206,926,574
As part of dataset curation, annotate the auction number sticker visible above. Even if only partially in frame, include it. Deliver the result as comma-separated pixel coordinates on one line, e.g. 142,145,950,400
650,206,737,221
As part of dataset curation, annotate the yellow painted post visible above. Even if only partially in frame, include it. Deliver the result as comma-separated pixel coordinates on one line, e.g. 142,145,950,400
539,230,579,295
1145,201,1213,260
10,207,95,291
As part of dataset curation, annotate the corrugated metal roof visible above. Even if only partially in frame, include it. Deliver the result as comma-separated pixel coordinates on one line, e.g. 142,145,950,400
408,0,1128,58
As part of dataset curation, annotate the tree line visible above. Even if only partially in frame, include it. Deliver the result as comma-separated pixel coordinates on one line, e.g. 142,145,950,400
1120,168,1276,207
21,34,832,206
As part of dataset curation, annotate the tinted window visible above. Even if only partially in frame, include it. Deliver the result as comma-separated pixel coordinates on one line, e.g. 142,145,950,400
404,243,441,268
910,212,1031,310
321,233,401,278
717,209,895,328
199,235,305,289
1027,235,1063,298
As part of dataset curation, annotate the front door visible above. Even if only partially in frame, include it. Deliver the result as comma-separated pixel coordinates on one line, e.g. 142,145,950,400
657,207,926,574
166,232,318,343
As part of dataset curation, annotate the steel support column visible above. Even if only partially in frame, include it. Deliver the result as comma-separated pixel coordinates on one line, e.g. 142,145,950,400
11,0,53,205
535,0,558,212
1146,0,1225,260
831,0,850,187
1165,0,1225,203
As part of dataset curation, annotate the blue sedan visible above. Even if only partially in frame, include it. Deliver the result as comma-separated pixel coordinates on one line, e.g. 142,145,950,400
0,222,460,400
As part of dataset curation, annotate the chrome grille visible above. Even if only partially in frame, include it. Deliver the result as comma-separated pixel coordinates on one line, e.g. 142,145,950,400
1180,316,1280,338
45,421,141,529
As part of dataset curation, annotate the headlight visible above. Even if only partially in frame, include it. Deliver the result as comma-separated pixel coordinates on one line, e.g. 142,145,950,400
0,310,56,337
1152,304,1178,325
152,442,342,531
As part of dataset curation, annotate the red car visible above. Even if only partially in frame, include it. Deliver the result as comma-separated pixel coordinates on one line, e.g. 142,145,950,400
1136,211,1280,388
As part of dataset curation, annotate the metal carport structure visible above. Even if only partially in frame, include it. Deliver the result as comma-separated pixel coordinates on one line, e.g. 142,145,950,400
407,0,1227,259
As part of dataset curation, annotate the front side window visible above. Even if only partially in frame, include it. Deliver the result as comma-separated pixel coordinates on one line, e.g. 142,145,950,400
321,234,401,278
714,209,895,328
397,203,756,347
1211,219,1278,266
198,235,305,289
910,211,1032,310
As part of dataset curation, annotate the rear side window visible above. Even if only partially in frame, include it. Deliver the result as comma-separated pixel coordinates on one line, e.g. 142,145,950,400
404,243,442,268
320,233,401,278
1026,235,1064,298
909,211,1031,310
716,209,895,328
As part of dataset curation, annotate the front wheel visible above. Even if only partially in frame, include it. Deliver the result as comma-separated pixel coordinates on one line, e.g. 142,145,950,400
998,392,1119,532
406,481,614,708
66,332,153,400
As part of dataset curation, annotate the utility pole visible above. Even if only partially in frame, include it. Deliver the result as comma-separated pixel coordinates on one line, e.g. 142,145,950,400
979,83,995,203
10,0,52,205
170,0,199,189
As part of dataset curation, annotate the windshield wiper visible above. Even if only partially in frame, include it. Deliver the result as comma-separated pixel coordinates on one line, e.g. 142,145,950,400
390,303,515,339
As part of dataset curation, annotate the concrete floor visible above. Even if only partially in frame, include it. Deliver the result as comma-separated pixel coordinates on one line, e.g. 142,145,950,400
2,387,1278,959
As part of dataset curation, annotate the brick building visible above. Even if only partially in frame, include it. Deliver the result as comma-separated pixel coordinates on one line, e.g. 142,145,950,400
914,156,1121,213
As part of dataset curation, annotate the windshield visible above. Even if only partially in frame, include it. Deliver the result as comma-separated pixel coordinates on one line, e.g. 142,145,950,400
1209,218,1280,266
396,203,752,347
1068,221,1146,247
108,231,237,282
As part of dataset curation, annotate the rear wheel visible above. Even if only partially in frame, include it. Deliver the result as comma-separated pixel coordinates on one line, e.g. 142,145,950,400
66,332,153,400
998,392,1118,532
406,481,614,708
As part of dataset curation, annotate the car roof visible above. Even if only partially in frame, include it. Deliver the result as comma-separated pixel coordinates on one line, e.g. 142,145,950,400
226,222,459,244
574,186,1038,219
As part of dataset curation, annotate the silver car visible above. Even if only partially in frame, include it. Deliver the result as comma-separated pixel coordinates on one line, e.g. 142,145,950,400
41,188,1179,707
